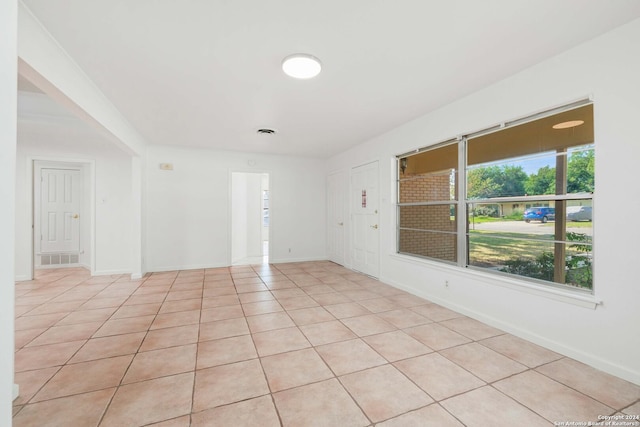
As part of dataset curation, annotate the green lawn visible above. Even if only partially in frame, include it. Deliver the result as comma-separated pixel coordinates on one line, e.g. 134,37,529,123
467,228,592,289
543,221,593,228
468,229,589,267
468,230,553,266
466,215,503,224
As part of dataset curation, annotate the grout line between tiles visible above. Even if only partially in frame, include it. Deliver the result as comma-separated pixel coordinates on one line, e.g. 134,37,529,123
14,263,640,426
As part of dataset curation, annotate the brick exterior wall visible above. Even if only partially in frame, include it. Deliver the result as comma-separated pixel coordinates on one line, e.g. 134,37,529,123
398,172,457,261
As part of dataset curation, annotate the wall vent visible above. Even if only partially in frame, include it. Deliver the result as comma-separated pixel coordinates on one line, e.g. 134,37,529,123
40,253,79,266
256,128,276,135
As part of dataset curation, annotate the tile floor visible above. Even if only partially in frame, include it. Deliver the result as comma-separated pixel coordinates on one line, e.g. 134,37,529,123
11,261,640,427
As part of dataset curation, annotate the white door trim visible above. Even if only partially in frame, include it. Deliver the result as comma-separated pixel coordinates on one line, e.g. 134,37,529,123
327,170,347,266
26,157,95,279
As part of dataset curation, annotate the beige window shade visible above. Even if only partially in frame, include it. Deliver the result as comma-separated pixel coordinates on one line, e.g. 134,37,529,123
468,104,594,166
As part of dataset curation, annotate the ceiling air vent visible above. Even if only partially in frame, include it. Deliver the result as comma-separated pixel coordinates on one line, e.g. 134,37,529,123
257,128,276,135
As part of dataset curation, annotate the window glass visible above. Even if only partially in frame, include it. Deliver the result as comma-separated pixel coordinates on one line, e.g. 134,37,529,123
399,170,456,203
399,205,456,232
262,190,269,226
397,103,594,291
399,228,457,262
467,105,594,167
467,146,594,200
397,143,457,263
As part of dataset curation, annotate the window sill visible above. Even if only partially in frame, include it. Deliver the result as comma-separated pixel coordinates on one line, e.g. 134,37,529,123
388,253,602,310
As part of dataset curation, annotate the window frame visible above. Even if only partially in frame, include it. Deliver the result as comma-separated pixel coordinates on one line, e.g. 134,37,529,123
396,140,459,264
396,99,594,294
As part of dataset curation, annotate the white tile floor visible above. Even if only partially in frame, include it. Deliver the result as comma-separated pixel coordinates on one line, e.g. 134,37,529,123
12,262,640,426
232,241,269,266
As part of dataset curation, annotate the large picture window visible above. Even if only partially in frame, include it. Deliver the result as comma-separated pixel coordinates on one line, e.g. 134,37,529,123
397,102,594,291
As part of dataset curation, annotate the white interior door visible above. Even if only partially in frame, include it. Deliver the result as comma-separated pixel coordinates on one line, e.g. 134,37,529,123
351,161,379,277
327,171,346,266
40,168,81,254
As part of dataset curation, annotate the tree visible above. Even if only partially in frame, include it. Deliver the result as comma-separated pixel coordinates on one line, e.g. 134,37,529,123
467,165,527,199
467,166,501,199
499,166,528,197
525,165,556,195
467,150,594,200
567,150,594,193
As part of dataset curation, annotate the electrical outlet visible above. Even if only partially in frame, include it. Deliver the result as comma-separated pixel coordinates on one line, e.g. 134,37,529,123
288,248,291,253
445,280,449,288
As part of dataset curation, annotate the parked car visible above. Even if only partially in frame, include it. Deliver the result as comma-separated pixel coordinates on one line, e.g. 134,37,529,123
566,206,592,222
523,207,555,223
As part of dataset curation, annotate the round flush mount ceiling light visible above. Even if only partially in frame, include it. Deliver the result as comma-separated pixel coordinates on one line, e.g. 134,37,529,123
282,53,322,79
552,120,585,129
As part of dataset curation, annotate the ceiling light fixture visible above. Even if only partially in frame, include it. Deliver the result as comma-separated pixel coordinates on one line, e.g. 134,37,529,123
552,120,585,129
282,53,322,79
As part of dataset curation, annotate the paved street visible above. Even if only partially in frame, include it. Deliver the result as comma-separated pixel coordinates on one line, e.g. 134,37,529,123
469,220,593,236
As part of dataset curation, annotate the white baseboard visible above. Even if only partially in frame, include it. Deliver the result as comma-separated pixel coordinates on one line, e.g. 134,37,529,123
147,257,329,273
13,384,19,401
379,274,640,387
269,256,327,264
92,269,133,276
147,262,230,273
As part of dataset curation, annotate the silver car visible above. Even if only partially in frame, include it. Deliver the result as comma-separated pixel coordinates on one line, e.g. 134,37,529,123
566,206,592,221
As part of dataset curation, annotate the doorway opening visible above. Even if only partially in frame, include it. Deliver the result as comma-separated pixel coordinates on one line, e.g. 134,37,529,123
231,172,270,265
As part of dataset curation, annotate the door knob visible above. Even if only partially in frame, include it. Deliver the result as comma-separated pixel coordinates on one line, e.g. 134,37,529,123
338,222,344,226
370,224,378,229
73,214,79,219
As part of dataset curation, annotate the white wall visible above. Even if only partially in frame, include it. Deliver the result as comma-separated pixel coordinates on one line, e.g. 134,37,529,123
231,173,248,263
146,146,326,271
15,111,134,278
0,0,17,422
327,18,640,384
18,2,147,157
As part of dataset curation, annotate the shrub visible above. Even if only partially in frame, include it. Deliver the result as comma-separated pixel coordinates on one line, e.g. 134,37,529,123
473,205,499,217
500,236,592,289
501,252,553,282
504,210,523,220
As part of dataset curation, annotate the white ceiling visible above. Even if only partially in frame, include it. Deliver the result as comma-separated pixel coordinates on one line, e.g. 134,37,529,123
19,0,640,158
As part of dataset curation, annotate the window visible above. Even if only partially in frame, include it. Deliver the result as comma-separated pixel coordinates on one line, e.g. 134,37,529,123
398,142,458,263
262,190,270,227
397,102,594,291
